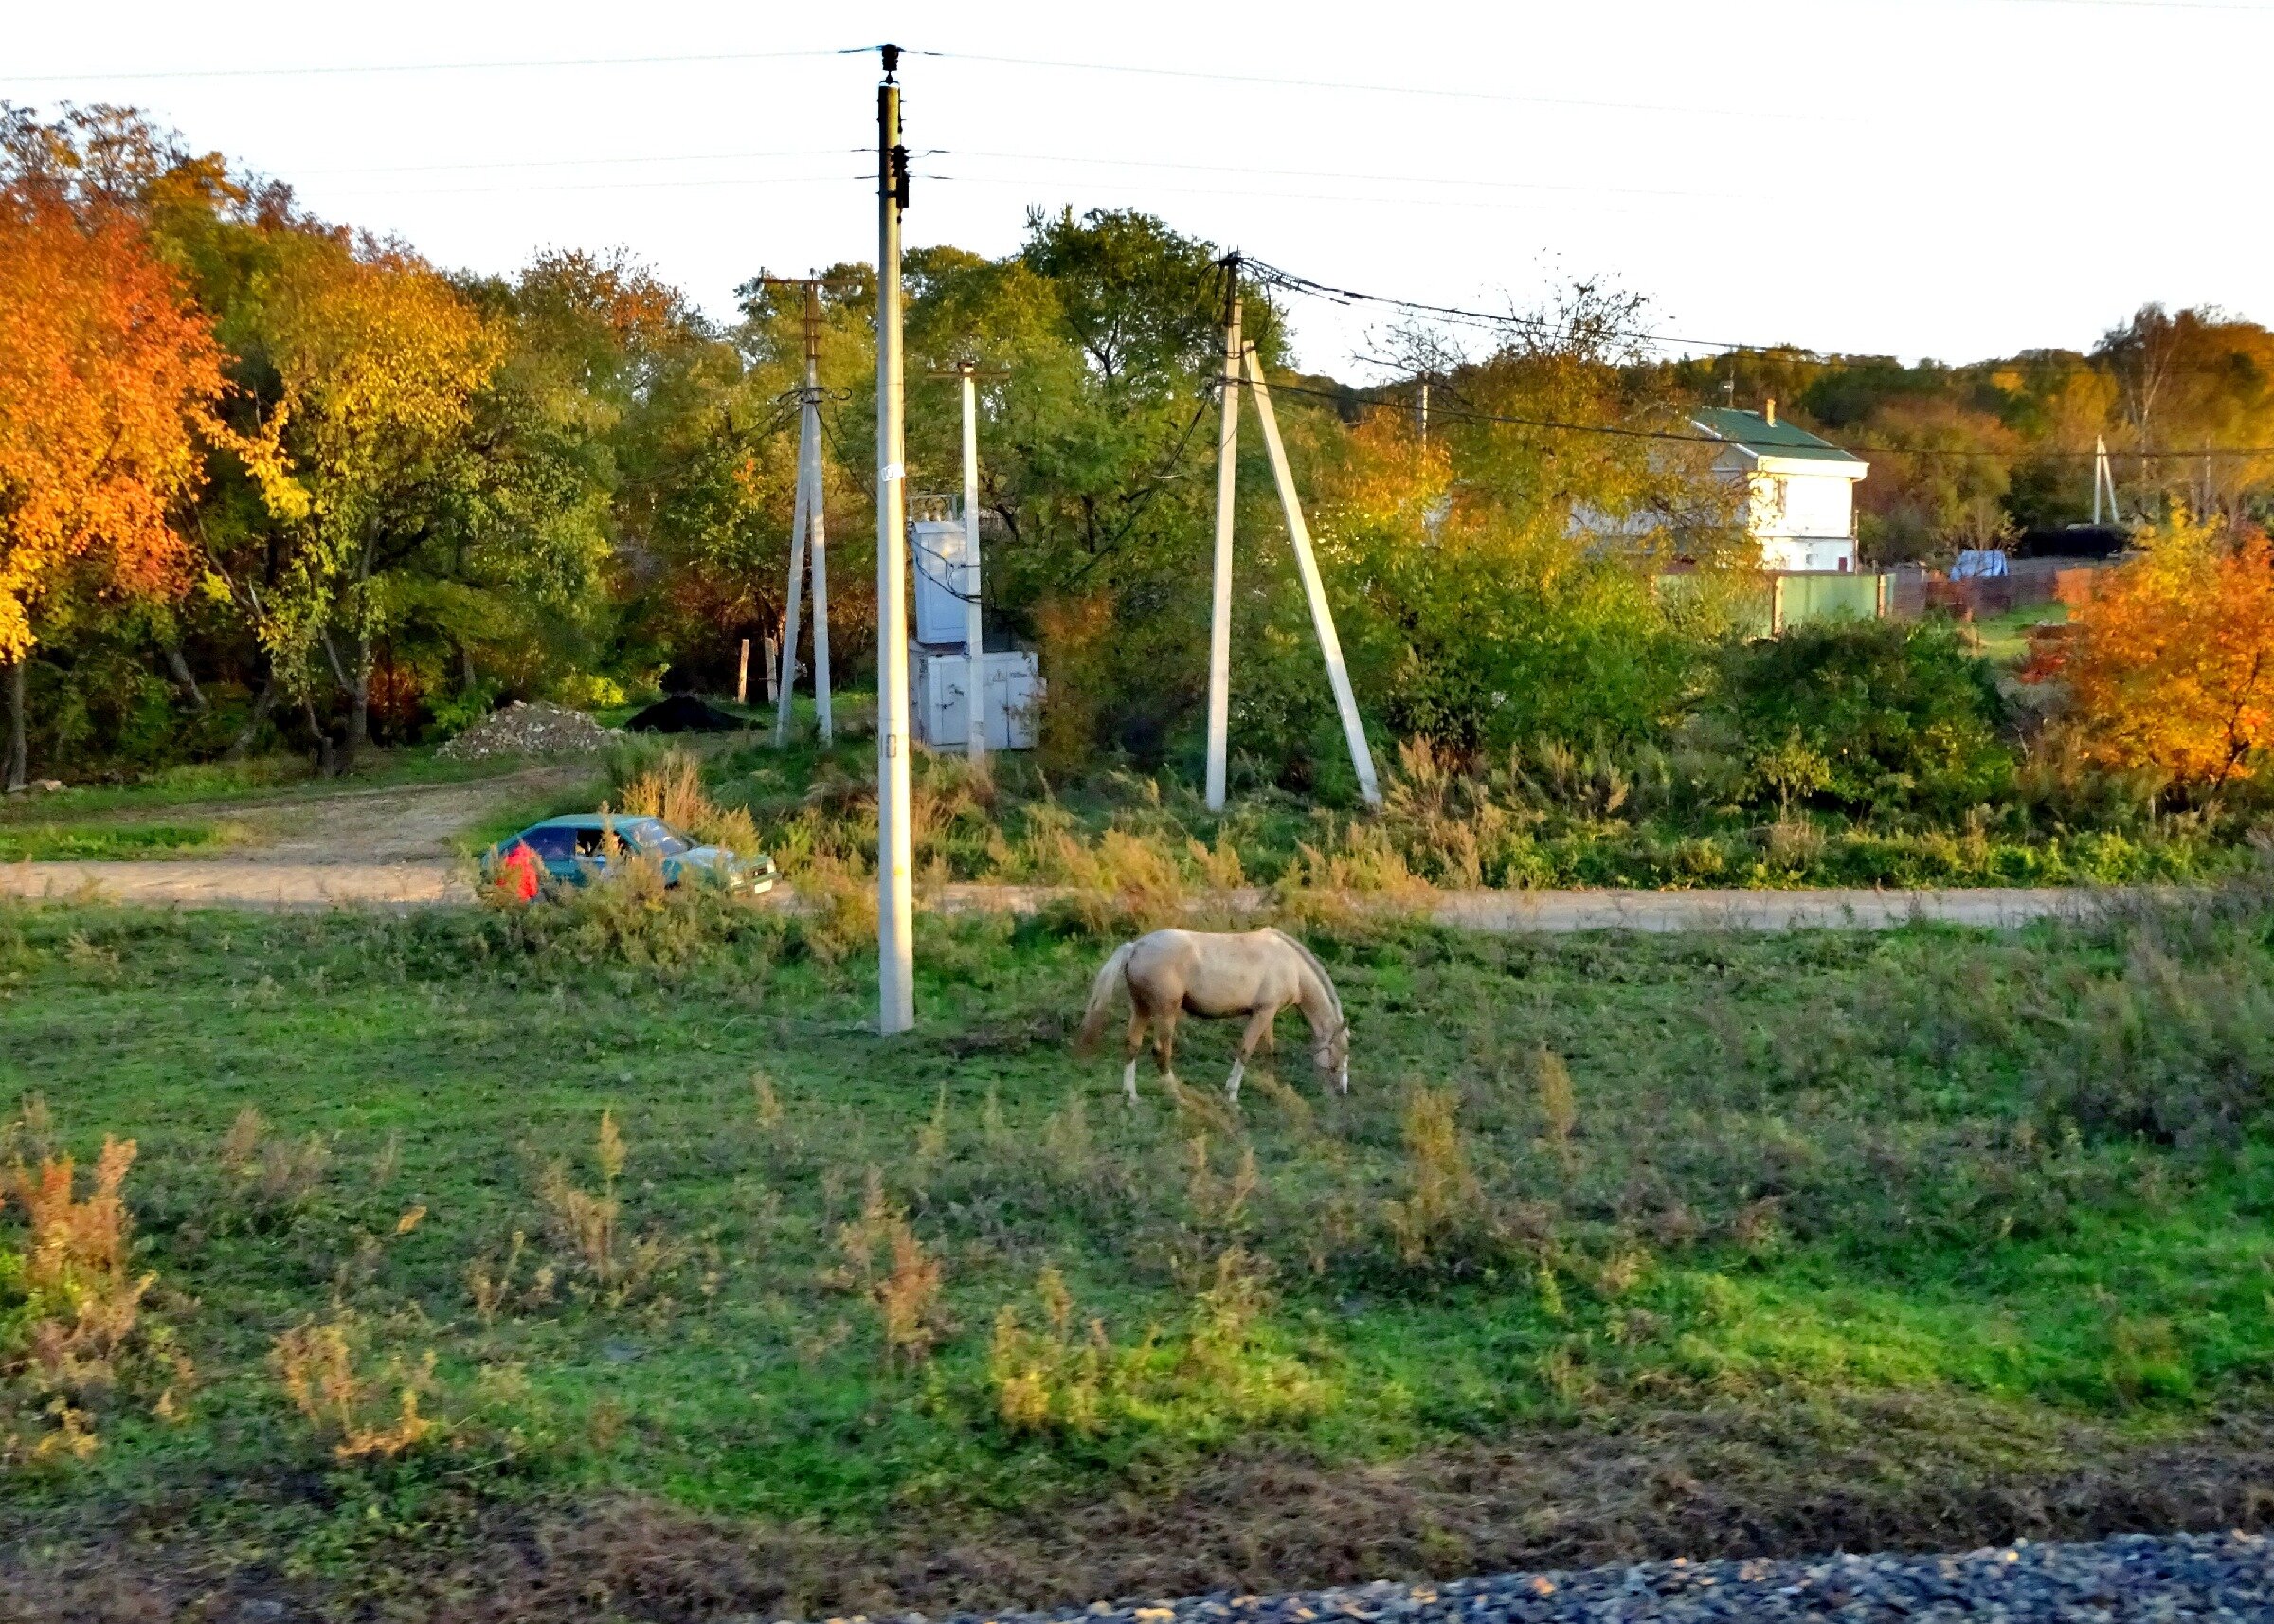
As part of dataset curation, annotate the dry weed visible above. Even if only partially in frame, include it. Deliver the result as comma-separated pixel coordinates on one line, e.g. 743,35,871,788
831,1169,949,1370
795,853,878,965
1533,1048,1579,1157
751,1072,786,1136
1382,1084,1485,1266
271,1313,442,1460
0,1135,189,1463
617,748,762,857
1184,1135,1259,1228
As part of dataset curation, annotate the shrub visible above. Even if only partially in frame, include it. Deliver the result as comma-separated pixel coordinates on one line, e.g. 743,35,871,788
1708,618,2012,814
2029,516,2274,809
1,1135,187,1464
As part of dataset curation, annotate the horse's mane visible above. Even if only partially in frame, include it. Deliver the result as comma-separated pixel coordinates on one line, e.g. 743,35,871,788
1266,928,1343,1024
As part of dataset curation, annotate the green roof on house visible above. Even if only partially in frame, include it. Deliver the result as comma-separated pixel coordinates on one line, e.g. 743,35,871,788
1690,407,1865,465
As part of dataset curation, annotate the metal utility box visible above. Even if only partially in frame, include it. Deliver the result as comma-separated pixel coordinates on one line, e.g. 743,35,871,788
911,648,1039,750
909,517,974,647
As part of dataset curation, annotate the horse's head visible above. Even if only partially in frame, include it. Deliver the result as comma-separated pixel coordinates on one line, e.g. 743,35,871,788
1310,1019,1350,1094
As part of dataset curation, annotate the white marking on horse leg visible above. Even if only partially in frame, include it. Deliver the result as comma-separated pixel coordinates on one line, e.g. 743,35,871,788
1122,1058,1139,1102
1226,1058,1245,1101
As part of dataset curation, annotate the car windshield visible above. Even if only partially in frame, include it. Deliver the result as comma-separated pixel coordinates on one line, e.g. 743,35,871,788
626,820,692,857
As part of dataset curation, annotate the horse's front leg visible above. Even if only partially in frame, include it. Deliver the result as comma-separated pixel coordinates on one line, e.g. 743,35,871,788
1227,1004,1278,1102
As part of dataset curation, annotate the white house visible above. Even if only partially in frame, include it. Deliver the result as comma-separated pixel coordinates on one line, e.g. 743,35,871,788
1691,404,1868,573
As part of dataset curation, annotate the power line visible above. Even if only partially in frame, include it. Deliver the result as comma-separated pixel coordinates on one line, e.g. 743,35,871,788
1253,375,2274,460
1242,255,2274,380
910,48,1852,125
0,45,869,84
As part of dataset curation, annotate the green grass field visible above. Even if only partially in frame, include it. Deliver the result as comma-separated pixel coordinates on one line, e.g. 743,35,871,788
4,883,2274,1616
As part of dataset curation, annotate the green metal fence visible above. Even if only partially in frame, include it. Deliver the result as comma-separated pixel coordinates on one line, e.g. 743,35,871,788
1655,571,1887,637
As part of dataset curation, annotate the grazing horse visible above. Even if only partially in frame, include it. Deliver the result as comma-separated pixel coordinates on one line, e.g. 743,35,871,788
1076,928,1349,1102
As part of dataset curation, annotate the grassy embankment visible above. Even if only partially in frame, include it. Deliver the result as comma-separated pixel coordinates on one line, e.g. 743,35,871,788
3,874,2273,1615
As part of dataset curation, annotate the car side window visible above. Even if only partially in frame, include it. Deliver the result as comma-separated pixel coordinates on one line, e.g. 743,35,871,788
573,828,612,858
519,827,576,860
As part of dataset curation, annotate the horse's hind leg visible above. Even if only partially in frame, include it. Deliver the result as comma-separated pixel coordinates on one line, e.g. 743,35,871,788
1227,1004,1278,1102
1121,1011,1148,1103
1152,1006,1181,1088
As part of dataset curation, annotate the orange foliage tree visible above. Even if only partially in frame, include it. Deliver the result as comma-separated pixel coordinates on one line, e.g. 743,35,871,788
0,137,231,786
2030,514,2274,804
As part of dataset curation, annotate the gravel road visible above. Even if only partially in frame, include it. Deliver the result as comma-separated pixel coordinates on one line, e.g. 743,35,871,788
953,1532,2270,1623
0,863,2147,930
0,862,2153,930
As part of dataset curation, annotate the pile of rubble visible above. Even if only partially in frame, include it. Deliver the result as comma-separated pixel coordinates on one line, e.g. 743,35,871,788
437,701,619,762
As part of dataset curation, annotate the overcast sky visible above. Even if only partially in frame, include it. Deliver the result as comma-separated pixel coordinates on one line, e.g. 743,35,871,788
7,0,2269,378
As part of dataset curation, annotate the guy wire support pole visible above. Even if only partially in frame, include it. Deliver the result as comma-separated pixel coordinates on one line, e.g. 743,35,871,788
874,45,916,1035
768,277,832,749
957,361,986,764
1204,257,1242,813
1241,343,1381,807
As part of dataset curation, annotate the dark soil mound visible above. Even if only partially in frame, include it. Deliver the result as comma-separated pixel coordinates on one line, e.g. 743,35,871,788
627,695,744,733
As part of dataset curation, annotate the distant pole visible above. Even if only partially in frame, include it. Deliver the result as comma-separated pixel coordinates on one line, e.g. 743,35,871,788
958,362,987,763
805,281,835,745
875,47,915,1036
1204,278,1243,813
2093,435,2108,525
774,414,812,747
769,278,833,748
737,638,749,705
1242,344,1381,807
1417,377,1429,442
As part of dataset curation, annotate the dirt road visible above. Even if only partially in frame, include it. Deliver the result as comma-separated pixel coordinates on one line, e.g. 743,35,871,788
1,855,2142,932
1,766,596,910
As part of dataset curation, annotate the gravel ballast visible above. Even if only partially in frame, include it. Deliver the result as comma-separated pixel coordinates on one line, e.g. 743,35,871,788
929,1533,2272,1623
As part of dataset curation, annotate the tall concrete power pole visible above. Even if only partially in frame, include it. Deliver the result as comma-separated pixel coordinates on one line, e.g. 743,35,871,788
772,278,833,749
958,362,986,764
1204,280,1242,813
875,46,914,1034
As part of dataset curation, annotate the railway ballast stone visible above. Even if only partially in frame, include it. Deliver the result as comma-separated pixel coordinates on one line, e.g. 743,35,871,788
914,1532,2270,1624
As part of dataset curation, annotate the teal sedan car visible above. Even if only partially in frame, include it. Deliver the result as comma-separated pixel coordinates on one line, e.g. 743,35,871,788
484,815,776,897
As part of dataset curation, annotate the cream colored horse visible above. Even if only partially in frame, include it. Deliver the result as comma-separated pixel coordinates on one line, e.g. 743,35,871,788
1076,928,1349,1102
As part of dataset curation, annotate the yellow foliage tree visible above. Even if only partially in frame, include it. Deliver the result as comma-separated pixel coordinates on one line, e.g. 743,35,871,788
248,235,503,755
2032,514,2274,804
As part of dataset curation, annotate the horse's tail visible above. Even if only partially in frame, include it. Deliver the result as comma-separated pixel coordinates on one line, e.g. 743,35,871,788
1074,939,1136,1054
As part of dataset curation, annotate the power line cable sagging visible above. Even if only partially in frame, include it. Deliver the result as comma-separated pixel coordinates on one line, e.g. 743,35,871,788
1243,260,2274,460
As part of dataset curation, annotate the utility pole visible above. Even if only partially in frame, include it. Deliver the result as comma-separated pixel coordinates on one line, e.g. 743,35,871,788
2093,435,2117,526
875,45,915,1035
957,361,986,763
1417,376,1429,443
1201,256,1380,813
770,277,834,748
1204,269,1242,812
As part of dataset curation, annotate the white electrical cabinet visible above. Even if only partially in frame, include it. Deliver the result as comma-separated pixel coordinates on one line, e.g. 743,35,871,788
911,648,1039,750
909,518,974,647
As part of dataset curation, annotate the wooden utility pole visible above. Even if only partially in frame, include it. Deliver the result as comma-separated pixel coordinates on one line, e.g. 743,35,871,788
875,45,915,1035
769,277,834,748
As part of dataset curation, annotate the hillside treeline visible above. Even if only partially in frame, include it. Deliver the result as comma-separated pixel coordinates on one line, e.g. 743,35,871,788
6,103,2274,804
1661,315,2274,560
